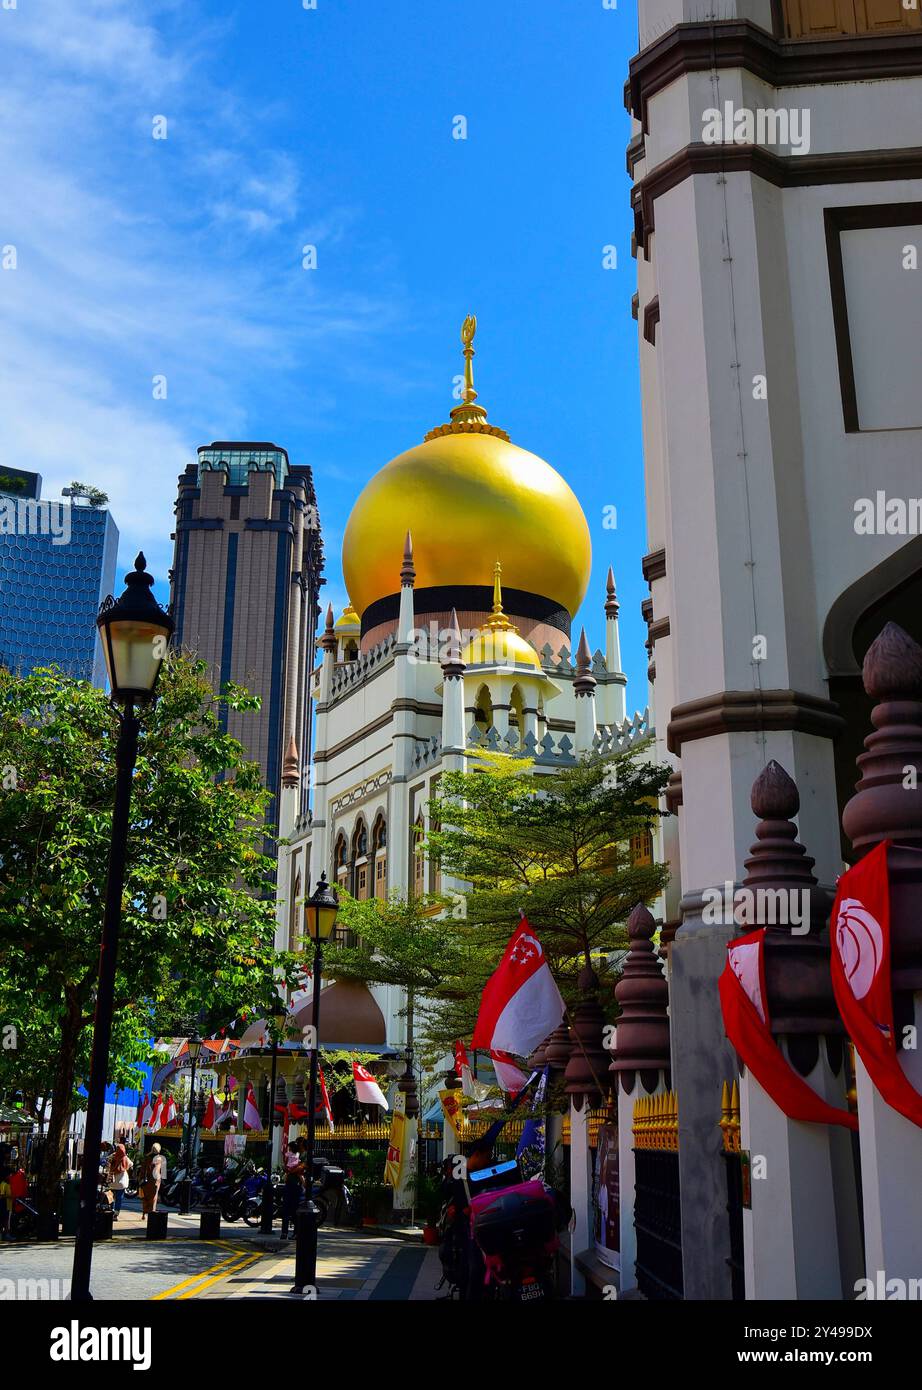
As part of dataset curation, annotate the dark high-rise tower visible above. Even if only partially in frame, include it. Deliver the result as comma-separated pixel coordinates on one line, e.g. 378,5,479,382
169,443,323,827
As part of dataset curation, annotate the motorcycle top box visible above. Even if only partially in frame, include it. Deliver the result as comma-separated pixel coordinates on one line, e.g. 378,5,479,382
469,1179,557,1257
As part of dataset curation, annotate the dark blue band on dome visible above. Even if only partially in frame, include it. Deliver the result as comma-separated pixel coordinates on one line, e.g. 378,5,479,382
360,584,571,638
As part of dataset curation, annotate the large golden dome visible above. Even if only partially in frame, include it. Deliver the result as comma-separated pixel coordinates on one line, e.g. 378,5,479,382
342,319,591,623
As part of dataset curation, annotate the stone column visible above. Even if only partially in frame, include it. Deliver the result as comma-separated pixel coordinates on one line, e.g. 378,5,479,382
840,623,922,1287
609,903,671,1297
737,761,861,1300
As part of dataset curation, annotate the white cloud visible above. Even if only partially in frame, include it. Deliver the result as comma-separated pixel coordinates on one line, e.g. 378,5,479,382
0,0,396,584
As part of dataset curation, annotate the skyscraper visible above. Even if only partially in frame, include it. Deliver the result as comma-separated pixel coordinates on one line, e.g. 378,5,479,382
169,442,323,828
0,467,119,685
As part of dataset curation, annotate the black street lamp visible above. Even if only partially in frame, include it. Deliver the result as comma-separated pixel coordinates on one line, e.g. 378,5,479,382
70,554,174,1302
292,874,338,1295
181,1033,204,1214
260,1010,286,1234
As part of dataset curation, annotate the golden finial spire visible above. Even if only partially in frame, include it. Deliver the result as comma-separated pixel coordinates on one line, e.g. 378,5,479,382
492,558,503,614
424,316,510,442
461,315,478,405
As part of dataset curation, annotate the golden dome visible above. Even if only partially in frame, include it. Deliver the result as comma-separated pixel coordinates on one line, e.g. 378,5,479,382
342,319,591,621
334,603,360,633
460,562,543,671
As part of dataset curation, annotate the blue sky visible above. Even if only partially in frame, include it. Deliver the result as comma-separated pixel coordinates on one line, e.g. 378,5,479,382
1,0,649,710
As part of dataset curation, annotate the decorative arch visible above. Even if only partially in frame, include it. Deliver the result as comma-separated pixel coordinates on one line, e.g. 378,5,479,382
351,817,370,900
372,813,388,899
509,684,525,744
334,833,348,890
474,682,493,732
413,813,426,898
289,870,302,952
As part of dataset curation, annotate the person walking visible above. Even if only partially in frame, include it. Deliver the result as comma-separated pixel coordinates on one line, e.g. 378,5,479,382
140,1143,166,1215
105,1143,132,1219
280,1137,306,1240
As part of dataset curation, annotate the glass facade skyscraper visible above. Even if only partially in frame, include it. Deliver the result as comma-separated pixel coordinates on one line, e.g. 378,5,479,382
0,468,119,686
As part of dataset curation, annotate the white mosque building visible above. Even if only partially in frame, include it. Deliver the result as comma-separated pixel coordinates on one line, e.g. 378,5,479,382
275,322,655,1054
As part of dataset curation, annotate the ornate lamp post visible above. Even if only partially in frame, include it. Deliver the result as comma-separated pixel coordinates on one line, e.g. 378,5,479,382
261,1009,286,1233
181,1033,204,1214
71,554,174,1301
292,874,338,1294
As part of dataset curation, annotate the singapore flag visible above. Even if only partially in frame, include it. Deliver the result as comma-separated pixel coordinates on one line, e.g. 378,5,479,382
353,1061,389,1111
472,918,565,1059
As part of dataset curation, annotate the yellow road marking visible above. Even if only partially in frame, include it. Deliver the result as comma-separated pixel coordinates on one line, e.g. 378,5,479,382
175,1252,263,1299
151,1247,253,1301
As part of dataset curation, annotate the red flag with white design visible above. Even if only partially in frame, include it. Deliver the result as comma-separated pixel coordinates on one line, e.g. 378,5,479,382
453,1040,490,1101
472,918,565,1058
319,1067,335,1133
162,1095,177,1126
148,1094,163,1131
136,1093,148,1127
491,1049,530,1096
202,1093,217,1130
830,839,922,1128
243,1082,263,1131
353,1060,389,1110
719,929,856,1129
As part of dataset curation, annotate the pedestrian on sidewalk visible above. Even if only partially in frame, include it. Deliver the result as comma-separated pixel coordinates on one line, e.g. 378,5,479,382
281,1137,306,1240
140,1143,166,1215
106,1143,133,1219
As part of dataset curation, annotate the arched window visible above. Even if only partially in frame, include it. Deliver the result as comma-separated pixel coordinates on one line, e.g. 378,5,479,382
413,814,426,898
344,639,358,661
475,683,493,733
289,871,301,952
509,685,524,744
334,834,348,889
352,819,369,900
372,815,388,900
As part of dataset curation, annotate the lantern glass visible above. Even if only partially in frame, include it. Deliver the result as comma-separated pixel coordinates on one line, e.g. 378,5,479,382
187,1034,204,1064
103,619,170,699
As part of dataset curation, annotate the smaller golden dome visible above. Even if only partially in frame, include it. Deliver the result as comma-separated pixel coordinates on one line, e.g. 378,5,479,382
334,603,360,633
460,563,543,672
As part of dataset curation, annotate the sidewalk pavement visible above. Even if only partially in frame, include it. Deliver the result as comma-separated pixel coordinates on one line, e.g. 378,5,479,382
198,1228,446,1301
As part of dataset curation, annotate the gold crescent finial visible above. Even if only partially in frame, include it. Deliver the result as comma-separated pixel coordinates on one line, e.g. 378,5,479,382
460,315,477,404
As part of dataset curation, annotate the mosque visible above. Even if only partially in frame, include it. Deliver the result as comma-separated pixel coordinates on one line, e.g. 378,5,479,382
274,319,657,1060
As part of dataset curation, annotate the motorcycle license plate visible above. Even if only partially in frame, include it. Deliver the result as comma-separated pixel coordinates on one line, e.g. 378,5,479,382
519,1282,544,1301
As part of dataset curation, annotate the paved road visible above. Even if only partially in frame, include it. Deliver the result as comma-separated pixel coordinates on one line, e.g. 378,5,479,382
0,1195,443,1302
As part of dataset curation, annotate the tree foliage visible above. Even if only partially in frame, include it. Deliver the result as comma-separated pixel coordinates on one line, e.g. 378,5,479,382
0,657,300,1209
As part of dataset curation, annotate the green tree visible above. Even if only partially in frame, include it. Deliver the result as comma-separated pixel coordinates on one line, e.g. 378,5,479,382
0,658,300,1213
421,747,671,1050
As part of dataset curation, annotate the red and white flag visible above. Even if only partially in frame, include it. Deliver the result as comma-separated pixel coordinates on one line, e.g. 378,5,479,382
136,1093,149,1127
162,1095,178,1127
243,1082,263,1131
472,918,565,1059
830,840,922,1128
202,1093,217,1131
719,928,856,1130
491,1049,530,1096
319,1067,335,1133
148,1094,163,1131
453,1040,490,1101
353,1060,389,1111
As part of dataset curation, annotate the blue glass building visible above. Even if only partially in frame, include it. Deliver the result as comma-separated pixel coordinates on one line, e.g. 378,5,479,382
0,468,119,686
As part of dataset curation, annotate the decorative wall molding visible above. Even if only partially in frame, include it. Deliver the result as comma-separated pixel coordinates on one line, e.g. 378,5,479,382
667,688,846,754
626,22,922,134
